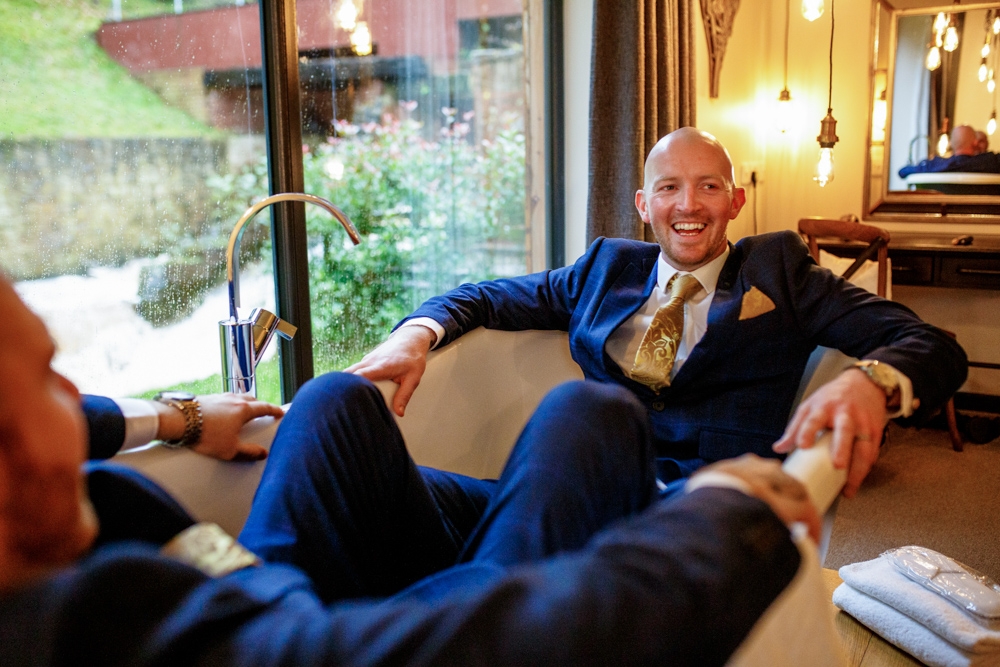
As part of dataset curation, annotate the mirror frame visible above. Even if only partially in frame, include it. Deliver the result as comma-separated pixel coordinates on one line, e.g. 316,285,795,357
864,0,1000,225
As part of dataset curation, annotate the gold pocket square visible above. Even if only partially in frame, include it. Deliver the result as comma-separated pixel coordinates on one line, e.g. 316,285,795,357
739,286,776,320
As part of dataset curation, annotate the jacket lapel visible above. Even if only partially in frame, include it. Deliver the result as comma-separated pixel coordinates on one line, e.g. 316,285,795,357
590,255,659,374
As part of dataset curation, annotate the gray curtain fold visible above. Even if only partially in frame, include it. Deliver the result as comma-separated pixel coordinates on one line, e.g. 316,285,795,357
587,0,696,244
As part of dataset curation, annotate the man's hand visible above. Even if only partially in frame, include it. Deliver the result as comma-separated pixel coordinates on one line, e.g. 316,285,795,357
154,394,285,462
344,325,436,417
693,454,822,542
772,369,887,499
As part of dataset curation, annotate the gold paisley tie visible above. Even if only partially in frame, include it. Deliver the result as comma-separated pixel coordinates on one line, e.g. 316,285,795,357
628,273,702,393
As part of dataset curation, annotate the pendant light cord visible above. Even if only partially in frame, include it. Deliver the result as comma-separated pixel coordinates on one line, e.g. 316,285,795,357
783,0,790,89
827,0,835,112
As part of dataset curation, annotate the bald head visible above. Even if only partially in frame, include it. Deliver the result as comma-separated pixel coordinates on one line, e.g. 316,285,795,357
975,130,989,155
0,272,97,591
951,125,978,156
636,127,746,271
643,128,738,194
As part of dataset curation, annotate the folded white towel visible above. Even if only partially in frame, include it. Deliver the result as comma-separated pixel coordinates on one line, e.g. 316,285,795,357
839,556,1000,654
832,583,993,667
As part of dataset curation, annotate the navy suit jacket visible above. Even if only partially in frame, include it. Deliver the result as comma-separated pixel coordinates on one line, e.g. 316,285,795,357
0,485,799,666
81,395,128,460
0,353,804,665
401,231,967,461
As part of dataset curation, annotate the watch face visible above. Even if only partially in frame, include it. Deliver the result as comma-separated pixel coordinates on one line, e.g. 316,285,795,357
157,391,196,401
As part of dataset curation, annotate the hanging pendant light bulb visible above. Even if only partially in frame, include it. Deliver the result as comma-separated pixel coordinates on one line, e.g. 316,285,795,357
815,112,838,186
993,15,1000,34
981,59,990,82
926,45,942,70
776,89,794,133
872,88,888,143
944,23,960,52
335,0,358,31
934,12,949,34
988,111,997,136
983,42,991,58
776,0,794,133
814,0,837,187
350,21,372,56
937,130,951,156
801,0,824,22
989,74,997,94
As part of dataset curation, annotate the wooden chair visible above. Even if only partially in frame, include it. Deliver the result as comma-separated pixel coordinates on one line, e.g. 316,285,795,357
798,217,963,452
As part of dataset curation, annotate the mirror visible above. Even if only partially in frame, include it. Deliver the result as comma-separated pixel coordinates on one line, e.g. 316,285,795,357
865,0,1000,224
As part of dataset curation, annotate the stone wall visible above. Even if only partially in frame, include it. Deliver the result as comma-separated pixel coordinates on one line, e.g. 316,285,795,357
0,138,233,280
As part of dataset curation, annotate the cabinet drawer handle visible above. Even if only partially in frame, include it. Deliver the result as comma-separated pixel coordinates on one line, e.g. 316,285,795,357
956,268,1000,276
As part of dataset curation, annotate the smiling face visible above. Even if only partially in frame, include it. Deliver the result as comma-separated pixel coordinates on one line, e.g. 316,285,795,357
0,276,97,590
635,128,746,271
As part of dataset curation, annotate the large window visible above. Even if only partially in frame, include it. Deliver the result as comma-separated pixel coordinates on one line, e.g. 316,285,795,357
294,0,529,372
2,0,539,402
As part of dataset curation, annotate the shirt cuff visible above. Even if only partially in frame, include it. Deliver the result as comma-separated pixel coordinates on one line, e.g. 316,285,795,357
684,471,753,496
881,362,915,419
113,398,160,451
395,318,445,350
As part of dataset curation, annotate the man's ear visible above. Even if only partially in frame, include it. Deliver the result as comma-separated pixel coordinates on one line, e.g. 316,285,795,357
635,189,650,224
729,187,747,219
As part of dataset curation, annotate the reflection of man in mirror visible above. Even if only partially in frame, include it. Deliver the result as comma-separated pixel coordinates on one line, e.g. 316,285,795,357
975,130,989,155
899,125,1000,177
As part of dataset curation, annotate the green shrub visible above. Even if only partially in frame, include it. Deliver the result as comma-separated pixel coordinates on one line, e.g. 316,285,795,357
212,104,527,371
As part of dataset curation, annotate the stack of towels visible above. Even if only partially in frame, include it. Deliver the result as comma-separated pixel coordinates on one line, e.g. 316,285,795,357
833,546,1000,667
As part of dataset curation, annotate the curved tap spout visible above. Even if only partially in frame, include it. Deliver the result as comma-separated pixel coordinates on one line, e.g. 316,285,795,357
226,193,361,320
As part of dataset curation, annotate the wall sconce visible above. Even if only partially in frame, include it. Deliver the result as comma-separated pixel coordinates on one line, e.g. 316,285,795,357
802,0,824,22
814,0,837,187
989,110,997,136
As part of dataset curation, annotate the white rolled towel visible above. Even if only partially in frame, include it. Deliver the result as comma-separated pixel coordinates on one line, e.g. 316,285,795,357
838,555,1000,654
832,583,991,667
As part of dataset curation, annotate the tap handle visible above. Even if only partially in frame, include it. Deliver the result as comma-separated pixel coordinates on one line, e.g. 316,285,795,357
249,308,297,361
276,318,297,340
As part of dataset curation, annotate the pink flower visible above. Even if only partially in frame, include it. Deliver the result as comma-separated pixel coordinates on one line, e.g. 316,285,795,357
401,100,418,112
463,110,475,121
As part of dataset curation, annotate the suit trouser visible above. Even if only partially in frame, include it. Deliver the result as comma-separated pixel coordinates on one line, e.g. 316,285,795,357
238,372,660,603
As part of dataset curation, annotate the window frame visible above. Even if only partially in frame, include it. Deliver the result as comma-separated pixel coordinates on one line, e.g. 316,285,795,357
258,0,564,401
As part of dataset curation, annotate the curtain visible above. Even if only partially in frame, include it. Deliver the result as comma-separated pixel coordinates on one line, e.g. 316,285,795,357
587,0,697,243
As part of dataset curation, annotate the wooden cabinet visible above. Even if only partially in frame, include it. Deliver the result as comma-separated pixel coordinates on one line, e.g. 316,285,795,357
817,232,1000,291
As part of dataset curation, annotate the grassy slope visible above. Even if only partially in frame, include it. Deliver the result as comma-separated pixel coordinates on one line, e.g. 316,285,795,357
0,0,216,138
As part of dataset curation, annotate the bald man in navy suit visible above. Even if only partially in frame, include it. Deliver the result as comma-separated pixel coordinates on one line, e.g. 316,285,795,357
344,128,966,497
0,273,814,666
233,129,965,624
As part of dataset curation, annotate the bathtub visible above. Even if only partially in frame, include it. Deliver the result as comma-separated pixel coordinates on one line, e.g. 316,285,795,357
113,327,849,666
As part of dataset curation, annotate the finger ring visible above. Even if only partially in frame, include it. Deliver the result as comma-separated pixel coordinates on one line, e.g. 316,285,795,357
855,434,871,442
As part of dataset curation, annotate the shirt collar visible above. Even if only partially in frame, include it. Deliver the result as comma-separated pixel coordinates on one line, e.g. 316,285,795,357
656,245,730,296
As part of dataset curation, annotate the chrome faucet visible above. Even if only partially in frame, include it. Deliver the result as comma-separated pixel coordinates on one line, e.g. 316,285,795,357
220,193,361,396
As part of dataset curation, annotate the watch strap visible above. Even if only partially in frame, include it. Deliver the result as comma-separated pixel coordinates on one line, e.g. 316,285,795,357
853,360,901,408
156,395,203,447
